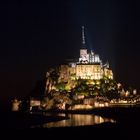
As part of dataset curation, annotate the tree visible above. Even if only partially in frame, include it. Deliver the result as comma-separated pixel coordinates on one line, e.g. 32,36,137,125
55,82,66,91
46,68,59,93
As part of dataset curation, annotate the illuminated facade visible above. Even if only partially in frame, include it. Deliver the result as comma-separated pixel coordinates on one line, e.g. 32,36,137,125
76,64,103,80
59,52,113,81
59,26,113,81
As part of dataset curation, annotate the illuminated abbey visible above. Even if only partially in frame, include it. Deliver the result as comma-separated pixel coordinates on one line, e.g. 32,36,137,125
59,26,113,82
12,27,139,112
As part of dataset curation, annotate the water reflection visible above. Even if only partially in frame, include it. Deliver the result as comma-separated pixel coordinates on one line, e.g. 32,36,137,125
41,114,115,128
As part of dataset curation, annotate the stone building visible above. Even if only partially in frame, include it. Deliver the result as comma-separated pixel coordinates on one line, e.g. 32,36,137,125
56,26,113,82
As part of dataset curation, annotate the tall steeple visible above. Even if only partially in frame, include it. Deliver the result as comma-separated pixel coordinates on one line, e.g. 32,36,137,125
79,26,88,63
82,26,86,48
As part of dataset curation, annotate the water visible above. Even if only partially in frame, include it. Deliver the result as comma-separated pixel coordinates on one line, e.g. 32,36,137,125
33,113,116,128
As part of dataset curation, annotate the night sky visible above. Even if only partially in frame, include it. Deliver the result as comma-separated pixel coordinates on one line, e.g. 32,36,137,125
0,0,140,107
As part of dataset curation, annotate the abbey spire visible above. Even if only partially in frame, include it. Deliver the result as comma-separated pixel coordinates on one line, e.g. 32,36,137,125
82,26,86,47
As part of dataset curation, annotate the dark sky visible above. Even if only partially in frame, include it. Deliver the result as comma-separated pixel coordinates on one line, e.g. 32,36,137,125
0,0,140,106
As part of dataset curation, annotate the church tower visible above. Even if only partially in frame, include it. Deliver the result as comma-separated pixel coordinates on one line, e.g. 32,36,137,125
79,26,88,63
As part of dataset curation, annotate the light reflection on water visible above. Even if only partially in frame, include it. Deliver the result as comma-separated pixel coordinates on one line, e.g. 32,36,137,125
40,114,115,128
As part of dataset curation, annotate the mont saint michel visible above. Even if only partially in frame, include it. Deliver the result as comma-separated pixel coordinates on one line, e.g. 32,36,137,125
4,26,140,137
12,26,139,112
